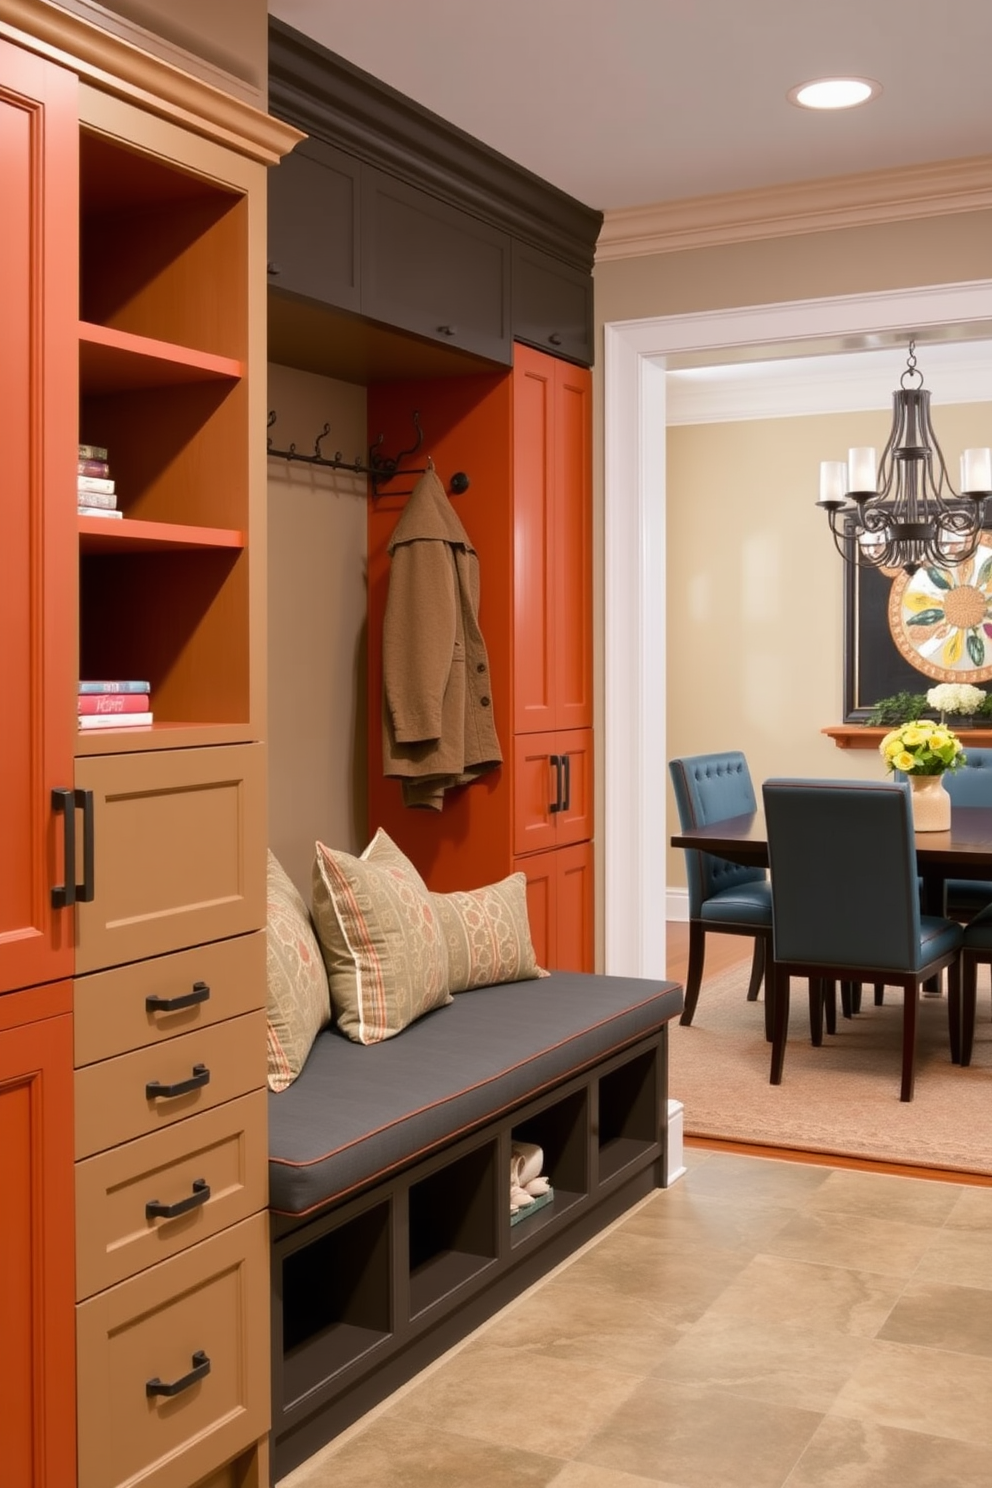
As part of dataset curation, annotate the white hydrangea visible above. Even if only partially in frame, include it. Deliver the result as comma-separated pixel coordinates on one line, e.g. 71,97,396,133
926,682,987,715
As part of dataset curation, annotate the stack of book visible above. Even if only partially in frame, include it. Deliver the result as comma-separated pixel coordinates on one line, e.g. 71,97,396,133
78,680,153,729
78,443,121,520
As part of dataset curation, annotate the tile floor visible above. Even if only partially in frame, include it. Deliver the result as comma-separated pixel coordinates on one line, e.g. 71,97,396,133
281,1147,992,1488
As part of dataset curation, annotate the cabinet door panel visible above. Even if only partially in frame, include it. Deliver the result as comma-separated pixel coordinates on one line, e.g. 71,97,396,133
0,40,77,995
76,1213,269,1488
556,841,595,973
513,732,561,856
74,744,266,973
556,729,594,847
362,167,511,363
513,351,555,733
512,242,593,367
517,855,554,971
0,988,76,1488
267,137,361,311
553,362,593,731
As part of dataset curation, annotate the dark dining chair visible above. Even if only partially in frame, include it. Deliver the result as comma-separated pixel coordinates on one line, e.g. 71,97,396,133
943,748,992,921
669,752,772,1034
951,901,992,1065
762,778,963,1102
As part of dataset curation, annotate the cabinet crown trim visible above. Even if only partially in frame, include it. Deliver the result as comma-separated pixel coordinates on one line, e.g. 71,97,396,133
268,17,602,273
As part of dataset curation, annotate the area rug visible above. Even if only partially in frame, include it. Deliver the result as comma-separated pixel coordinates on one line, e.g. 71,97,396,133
669,964,992,1176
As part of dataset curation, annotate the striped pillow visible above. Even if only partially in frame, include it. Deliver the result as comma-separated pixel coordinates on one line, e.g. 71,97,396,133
431,872,546,992
311,828,451,1044
265,851,331,1091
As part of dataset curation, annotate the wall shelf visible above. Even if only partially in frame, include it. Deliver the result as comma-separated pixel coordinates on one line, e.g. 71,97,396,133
79,321,243,392
824,725,992,750
78,516,245,552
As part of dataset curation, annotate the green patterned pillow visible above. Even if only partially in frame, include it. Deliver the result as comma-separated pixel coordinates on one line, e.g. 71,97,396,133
431,872,546,992
265,851,331,1091
311,828,451,1044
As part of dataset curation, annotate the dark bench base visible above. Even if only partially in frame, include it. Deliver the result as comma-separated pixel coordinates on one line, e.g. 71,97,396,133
270,1026,675,1480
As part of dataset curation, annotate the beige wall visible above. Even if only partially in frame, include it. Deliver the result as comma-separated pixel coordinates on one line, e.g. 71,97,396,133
664,401,992,889
594,207,992,913
266,364,368,896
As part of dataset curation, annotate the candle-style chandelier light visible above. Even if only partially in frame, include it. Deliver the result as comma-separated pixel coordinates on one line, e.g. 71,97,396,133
817,341,992,575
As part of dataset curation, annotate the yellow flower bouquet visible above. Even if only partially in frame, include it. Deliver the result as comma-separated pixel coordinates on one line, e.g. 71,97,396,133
879,719,966,776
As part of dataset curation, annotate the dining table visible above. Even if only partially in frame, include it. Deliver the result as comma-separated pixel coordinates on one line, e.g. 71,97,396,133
671,804,992,918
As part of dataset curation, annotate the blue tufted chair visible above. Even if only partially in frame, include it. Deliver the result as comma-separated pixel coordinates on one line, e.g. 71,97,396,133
762,778,963,1102
669,752,772,1034
943,747,992,920
952,900,992,1065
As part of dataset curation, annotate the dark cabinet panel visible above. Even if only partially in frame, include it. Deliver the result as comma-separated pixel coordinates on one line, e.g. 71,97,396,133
267,138,361,313
361,167,511,365
512,242,594,367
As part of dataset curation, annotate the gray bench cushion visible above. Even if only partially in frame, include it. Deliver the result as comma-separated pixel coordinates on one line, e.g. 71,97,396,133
268,971,683,1216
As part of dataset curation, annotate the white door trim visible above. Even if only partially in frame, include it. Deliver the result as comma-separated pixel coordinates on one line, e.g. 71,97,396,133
602,278,992,979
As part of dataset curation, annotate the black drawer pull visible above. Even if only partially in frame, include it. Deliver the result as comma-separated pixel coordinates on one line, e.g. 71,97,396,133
51,788,76,908
549,754,563,813
436,323,456,336
146,1064,210,1100
145,1177,210,1221
267,261,281,276
562,753,572,813
146,1350,211,1398
548,332,563,346
146,981,211,1013
76,788,95,902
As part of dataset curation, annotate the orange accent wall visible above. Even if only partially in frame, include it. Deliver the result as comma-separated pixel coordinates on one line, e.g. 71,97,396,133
367,372,515,890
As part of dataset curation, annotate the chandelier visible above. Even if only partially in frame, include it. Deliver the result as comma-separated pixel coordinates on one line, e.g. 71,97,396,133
817,341,992,574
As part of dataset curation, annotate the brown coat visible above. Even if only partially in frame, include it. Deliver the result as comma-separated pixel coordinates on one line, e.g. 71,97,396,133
382,468,502,809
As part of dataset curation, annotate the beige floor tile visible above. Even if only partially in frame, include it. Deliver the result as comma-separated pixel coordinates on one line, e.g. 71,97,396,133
387,1343,644,1458
760,1208,941,1277
576,1376,823,1488
832,1337,992,1446
802,1168,964,1226
912,1224,992,1289
785,1414,992,1488
677,1153,832,1208
549,1463,681,1488
459,1273,685,1373
878,1279,992,1357
279,1416,563,1487
562,1228,753,1324
943,1183,992,1230
650,1313,871,1412
623,1186,798,1253
703,1253,905,1337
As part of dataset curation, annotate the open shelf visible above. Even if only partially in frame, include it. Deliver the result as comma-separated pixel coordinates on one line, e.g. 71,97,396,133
281,1202,392,1409
510,1088,588,1249
598,1049,660,1185
78,517,244,553
408,1144,497,1318
79,321,243,394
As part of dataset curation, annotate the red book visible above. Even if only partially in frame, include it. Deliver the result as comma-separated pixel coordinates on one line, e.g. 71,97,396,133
77,693,151,715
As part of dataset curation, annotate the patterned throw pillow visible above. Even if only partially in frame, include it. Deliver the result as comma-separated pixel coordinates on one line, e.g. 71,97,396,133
266,851,332,1091
311,828,451,1044
431,872,546,992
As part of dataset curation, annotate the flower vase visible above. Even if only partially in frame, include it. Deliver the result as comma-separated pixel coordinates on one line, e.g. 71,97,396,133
908,774,951,832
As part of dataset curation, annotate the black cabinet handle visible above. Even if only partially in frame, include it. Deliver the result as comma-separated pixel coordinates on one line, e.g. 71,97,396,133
267,261,281,276
145,1177,210,1221
146,1064,210,1100
146,1350,211,1398
436,324,456,336
548,332,563,346
549,754,563,813
562,753,572,812
76,787,95,902
51,788,76,908
146,981,211,1013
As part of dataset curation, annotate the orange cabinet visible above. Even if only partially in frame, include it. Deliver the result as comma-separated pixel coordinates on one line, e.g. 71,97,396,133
367,345,594,967
0,985,77,1488
519,842,595,972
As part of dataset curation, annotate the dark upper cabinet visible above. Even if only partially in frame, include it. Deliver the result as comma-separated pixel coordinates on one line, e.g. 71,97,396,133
360,167,512,365
512,242,594,367
267,137,361,313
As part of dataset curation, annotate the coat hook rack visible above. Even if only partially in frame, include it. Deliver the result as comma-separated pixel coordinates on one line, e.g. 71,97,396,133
266,409,470,498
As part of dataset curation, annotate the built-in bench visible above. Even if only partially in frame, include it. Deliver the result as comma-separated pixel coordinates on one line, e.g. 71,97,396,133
267,969,683,1479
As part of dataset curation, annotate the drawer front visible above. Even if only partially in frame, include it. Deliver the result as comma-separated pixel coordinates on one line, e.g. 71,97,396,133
75,1011,267,1159
75,1090,267,1299
74,744,266,974
76,1214,269,1488
75,932,265,1067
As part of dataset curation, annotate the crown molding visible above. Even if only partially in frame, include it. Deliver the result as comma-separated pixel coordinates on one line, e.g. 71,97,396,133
268,17,602,272
596,156,992,262
0,0,302,164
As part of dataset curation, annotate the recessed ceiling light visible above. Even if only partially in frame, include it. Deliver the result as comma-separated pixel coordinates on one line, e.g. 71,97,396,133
788,77,881,110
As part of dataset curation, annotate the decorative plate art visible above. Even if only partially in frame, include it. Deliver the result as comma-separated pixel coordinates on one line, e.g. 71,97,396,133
887,536,992,683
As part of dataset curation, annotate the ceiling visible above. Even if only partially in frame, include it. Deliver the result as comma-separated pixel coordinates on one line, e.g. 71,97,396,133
267,0,992,213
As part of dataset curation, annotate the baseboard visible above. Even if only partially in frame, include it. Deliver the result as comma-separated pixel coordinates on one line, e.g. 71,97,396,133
667,887,689,922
